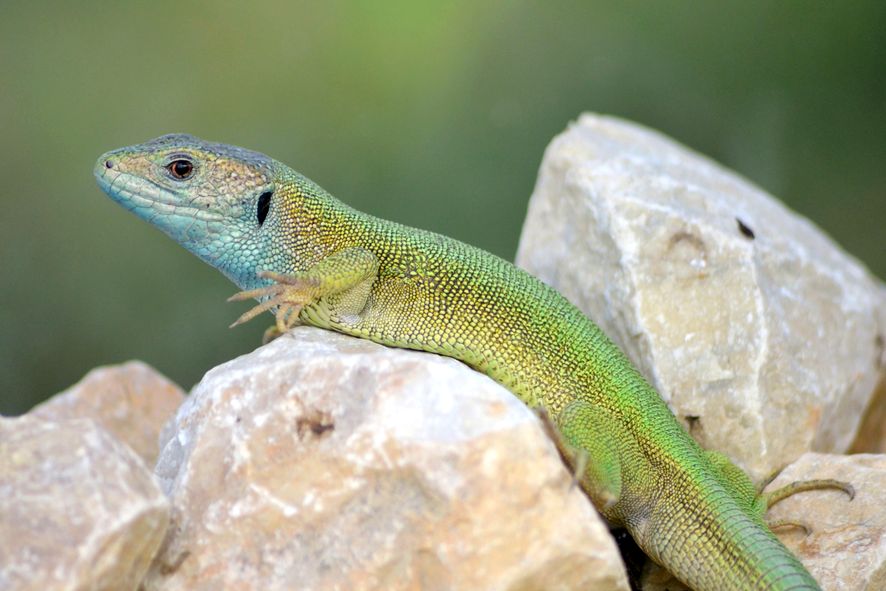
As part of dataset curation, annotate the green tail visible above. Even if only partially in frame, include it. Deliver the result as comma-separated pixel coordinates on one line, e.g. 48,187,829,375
639,472,819,590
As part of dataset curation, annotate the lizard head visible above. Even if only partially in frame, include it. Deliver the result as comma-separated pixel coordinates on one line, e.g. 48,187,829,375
95,134,278,286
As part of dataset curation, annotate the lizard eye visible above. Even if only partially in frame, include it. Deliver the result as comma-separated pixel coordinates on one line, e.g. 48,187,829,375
166,159,194,180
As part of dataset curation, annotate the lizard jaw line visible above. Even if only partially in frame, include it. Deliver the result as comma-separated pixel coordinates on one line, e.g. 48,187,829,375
96,168,225,223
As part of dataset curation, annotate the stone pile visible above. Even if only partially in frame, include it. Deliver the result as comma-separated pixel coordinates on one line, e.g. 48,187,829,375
3,115,883,590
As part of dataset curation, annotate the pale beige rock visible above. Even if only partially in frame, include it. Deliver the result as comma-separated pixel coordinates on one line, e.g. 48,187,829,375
517,113,885,481
850,375,886,454
0,415,170,591
641,453,886,591
32,360,185,466
144,327,629,591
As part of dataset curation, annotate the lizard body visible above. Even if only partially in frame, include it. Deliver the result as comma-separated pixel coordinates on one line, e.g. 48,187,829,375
95,134,848,591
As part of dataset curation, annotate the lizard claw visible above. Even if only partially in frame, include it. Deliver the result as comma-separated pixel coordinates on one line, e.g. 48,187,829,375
767,519,812,536
228,293,290,328
226,283,285,302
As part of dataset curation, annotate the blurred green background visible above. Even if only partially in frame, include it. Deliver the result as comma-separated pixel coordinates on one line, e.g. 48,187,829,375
2,1,883,414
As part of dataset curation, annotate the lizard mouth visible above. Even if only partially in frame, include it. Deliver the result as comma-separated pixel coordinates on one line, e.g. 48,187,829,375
94,160,224,223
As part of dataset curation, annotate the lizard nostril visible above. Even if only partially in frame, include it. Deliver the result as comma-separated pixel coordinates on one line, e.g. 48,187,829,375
105,160,114,169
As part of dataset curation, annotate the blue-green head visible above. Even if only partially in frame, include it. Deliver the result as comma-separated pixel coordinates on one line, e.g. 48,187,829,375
95,134,279,288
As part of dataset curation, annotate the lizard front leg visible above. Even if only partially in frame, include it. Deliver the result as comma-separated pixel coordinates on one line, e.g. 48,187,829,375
228,247,379,339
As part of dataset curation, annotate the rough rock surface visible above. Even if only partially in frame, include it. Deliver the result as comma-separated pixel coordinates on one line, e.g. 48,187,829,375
642,453,886,591
768,453,886,591
850,374,886,454
32,360,185,466
0,415,170,591
144,327,629,591
516,113,885,481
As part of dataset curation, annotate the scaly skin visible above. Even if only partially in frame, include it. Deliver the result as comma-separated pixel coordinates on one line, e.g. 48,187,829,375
95,134,846,591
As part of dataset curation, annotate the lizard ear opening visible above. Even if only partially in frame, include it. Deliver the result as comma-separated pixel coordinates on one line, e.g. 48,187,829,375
257,191,273,226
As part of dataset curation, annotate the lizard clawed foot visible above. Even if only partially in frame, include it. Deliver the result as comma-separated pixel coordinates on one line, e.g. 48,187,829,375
767,518,812,536
761,478,855,510
758,477,854,537
227,270,318,334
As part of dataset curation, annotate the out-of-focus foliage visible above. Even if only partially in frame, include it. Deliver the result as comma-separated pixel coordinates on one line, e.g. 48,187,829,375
1,1,883,414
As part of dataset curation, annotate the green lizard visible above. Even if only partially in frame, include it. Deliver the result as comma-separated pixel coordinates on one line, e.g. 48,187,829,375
95,134,852,591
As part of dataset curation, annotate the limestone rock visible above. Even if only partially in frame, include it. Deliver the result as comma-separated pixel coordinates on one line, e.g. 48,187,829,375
144,327,629,591
850,374,886,454
0,415,170,591
516,113,885,481
32,360,185,466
